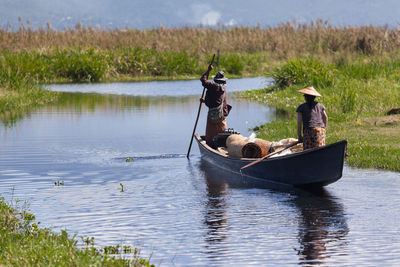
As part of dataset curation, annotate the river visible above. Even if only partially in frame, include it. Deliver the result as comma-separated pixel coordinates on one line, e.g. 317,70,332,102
0,77,399,266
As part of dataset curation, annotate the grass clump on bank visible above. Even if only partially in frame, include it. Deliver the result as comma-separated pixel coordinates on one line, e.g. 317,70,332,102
242,56,400,172
0,196,154,266
0,62,59,125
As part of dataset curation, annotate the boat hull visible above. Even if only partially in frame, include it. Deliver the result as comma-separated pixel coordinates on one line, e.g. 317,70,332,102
195,134,347,188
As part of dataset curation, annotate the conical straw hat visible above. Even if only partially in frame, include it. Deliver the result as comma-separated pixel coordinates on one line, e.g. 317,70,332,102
298,86,322,97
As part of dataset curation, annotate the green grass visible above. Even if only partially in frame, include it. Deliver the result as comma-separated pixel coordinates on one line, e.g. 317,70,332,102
0,49,270,84
0,69,60,126
241,56,400,172
328,118,400,171
0,196,154,266
272,57,336,88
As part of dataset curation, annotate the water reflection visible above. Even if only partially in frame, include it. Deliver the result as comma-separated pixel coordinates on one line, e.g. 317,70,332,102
198,159,348,265
203,172,229,246
292,189,349,265
46,92,194,112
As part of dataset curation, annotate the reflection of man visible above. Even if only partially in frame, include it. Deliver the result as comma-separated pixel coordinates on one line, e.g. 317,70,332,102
200,64,231,147
295,192,348,265
298,210,329,263
201,161,229,252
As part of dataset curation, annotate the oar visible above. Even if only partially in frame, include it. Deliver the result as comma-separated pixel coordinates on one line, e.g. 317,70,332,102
186,54,216,159
240,141,300,170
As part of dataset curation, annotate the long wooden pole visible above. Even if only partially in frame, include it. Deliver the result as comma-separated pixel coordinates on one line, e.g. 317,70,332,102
187,54,215,159
240,141,300,170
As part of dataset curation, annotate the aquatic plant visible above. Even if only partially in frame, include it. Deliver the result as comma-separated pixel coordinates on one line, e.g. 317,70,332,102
54,180,64,186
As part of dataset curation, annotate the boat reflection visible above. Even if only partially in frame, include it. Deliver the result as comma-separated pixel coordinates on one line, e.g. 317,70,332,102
198,159,348,265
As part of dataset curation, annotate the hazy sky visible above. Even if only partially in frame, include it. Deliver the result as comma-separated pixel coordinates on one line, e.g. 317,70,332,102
0,0,399,29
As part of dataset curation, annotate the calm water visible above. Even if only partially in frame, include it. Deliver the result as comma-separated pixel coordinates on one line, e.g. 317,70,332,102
1,77,399,266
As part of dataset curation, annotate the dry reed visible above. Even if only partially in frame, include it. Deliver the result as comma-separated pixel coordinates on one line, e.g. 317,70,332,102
1,20,400,59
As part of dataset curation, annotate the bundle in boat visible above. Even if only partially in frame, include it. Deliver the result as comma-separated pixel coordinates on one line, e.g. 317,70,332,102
270,138,302,153
226,134,303,158
225,134,248,158
242,139,272,158
226,134,272,158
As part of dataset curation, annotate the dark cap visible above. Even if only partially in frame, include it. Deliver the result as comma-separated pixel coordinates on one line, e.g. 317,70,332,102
213,71,228,82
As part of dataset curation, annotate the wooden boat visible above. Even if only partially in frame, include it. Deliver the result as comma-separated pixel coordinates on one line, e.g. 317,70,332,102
195,134,347,188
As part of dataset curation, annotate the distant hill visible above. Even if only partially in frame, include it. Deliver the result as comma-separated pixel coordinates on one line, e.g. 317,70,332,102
1,0,399,30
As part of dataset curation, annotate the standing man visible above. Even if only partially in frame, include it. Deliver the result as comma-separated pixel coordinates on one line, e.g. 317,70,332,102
200,64,232,147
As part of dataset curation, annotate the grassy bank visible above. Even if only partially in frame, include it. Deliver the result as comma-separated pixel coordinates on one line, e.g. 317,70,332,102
0,196,153,266
241,56,400,172
0,70,60,126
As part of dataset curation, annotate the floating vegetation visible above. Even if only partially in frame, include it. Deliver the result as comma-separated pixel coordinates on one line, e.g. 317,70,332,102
122,154,185,162
54,180,64,186
102,245,138,255
119,183,124,192
103,245,121,255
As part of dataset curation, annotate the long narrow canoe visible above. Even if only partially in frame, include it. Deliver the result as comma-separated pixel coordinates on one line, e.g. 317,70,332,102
195,134,347,188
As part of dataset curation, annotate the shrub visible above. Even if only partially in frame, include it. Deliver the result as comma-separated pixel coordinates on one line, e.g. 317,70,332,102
53,48,109,82
219,53,245,75
272,57,335,88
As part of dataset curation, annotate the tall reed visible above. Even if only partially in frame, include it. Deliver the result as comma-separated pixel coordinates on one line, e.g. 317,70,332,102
1,20,400,59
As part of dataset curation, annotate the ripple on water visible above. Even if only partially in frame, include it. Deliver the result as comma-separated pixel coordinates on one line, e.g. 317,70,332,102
1,79,400,266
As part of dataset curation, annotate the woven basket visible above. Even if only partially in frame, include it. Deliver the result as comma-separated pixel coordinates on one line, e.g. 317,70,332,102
226,134,248,158
242,138,271,158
